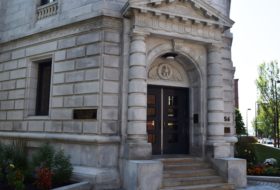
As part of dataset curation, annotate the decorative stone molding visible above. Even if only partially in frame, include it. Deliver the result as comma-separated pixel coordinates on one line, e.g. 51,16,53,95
158,63,172,79
149,62,183,81
134,12,222,42
123,0,234,32
37,1,58,20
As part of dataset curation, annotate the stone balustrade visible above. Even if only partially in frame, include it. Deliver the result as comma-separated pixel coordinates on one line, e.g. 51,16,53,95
37,1,58,20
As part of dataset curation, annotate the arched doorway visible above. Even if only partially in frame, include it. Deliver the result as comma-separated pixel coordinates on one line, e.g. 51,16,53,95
146,53,202,155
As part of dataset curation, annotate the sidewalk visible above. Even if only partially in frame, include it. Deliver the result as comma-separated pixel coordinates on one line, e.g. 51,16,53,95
244,176,280,190
237,181,280,190
239,185,279,190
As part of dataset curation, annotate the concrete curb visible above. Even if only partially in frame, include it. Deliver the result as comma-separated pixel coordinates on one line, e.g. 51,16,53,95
52,181,91,190
248,176,280,183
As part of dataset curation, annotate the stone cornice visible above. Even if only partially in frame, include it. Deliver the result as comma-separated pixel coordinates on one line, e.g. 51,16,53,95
133,6,226,28
122,0,234,30
132,11,224,44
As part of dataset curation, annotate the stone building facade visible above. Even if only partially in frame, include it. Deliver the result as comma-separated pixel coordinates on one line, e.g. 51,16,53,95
0,0,246,189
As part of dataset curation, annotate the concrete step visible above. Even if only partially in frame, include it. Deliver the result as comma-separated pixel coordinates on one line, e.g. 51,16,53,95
162,176,224,187
164,168,217,178
161,183,235,190
161,157,235,190
164,162,211,170
161,158,204,165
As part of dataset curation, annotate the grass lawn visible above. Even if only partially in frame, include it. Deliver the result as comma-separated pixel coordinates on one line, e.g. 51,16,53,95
252,144,280,164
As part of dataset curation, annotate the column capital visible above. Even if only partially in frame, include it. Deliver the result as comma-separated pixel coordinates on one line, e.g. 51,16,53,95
207,43,224,53
130,30,149,41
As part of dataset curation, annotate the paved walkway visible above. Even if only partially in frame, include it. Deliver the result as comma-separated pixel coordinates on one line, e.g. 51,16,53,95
239,185,279,190
237,181,280,190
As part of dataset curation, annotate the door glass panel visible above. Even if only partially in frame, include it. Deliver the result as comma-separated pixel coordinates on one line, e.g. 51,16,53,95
168,96,177,106
147,108,156,117
147,120,155,130
148,134,156,143
167,122,178,130
167,133,178,143
148,95,156,105
168,108,177,117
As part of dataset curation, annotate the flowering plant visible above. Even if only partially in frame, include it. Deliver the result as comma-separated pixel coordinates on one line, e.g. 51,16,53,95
35,167,53,190
247,164,280,176
247,164,265,175
6,163,25,190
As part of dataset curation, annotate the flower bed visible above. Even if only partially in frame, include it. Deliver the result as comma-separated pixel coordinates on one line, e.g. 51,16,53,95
248,164,280,176
0,181,90,190
0,181,76,190
0,141,73,190
236,138,280,177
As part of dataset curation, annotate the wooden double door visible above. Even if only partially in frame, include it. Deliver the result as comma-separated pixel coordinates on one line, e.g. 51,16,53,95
147,85,189,155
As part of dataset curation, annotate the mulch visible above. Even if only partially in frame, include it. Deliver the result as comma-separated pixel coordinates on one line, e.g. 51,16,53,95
0,181,75,190
0,183,37,190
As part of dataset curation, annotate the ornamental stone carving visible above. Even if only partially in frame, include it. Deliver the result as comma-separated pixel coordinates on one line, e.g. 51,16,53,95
148,62,184,82
158,63,172,80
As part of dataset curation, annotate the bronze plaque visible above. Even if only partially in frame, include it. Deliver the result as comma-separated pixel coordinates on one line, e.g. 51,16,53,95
73,109,97,119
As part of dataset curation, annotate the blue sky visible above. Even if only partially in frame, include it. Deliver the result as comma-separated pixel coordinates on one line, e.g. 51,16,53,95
230,0,280,134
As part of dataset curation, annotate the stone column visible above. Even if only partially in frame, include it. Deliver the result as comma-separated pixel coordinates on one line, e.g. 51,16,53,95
124,32,152,159
207,44,229,158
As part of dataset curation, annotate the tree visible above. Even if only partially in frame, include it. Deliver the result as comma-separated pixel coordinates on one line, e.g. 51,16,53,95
253,106,273,138
255,61,280,147
235,109,246,136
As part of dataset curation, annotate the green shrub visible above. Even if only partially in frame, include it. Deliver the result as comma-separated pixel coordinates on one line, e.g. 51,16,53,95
252,144,280,165
32,143,55,169
0,142,4,181
32,143,73,186
0,140,28,190
53,150,73,185
264,166,280,176
238,136,258,143
0,142,73,188
6,164,25,190
4,140,28,171
235,142,257,166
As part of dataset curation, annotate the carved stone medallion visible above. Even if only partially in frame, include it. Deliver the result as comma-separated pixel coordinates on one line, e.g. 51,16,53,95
148,62,184,82
158,63,172,80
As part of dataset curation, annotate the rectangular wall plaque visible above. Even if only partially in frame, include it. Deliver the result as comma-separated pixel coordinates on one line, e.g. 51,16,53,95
73,109,97,120
224,127,231,134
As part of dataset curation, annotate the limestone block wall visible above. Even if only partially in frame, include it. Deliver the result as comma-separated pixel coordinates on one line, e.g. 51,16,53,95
0,17,122,173
0,1,5,34
203,0,231,16
0,0,126,43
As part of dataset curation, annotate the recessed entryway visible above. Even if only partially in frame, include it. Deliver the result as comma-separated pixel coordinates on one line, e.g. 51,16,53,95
147,85,189,155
